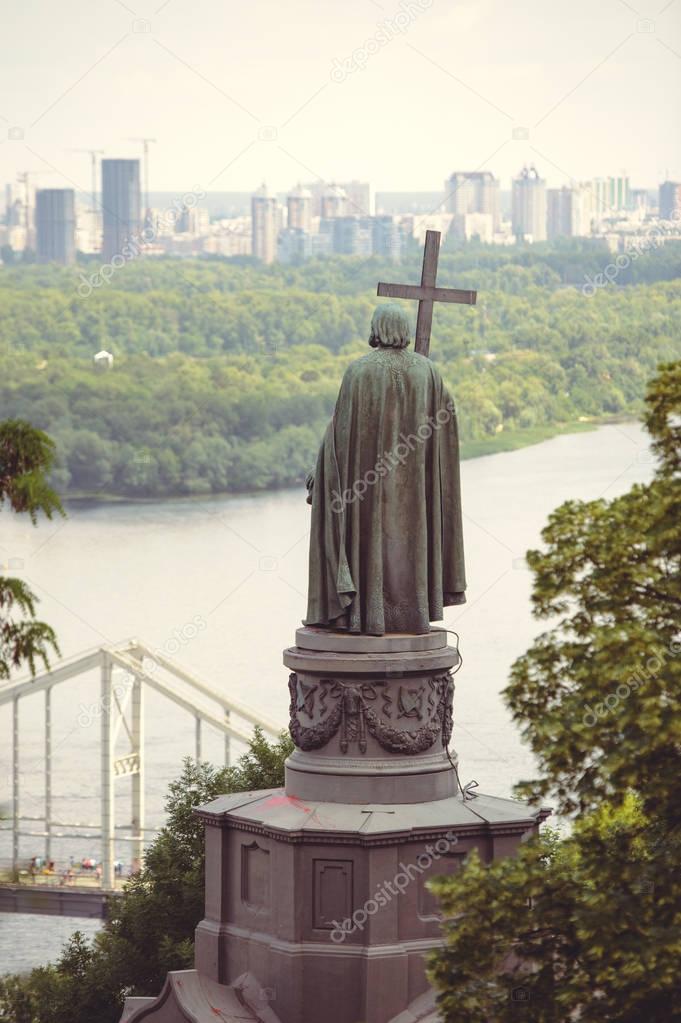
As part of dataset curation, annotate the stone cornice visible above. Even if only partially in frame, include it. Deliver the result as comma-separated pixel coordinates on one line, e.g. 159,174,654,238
194,807,550,846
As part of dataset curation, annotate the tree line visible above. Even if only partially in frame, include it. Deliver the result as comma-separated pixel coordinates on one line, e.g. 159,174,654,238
1,242,679,499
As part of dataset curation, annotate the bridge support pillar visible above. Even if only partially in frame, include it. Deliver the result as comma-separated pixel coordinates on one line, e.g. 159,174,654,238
12,697,19,879
132,674,144,871
45,687,52,864
101,654,115,889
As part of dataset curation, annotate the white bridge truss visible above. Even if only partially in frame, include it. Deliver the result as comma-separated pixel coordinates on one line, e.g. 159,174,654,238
0,639,280,889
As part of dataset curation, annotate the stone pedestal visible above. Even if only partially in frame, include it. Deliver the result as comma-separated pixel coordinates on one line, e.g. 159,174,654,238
187,629,548,1023
123,629,547,1023
285,627,459,804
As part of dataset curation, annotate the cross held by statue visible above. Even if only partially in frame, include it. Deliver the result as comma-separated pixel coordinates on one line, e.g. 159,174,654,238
377,229,477,357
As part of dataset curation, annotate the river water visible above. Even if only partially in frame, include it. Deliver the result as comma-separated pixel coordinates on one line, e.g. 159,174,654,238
0,422,654,975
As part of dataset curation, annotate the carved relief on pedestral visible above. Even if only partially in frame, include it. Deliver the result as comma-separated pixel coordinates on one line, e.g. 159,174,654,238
288,672,454,756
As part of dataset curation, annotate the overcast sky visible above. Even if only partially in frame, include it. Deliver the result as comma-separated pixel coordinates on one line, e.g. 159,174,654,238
1,0,680,200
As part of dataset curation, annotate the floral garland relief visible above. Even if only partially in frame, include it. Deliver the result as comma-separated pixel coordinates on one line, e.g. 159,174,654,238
288,672,454,755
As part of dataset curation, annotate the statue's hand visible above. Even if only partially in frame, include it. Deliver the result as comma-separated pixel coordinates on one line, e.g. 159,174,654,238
305,472,314,505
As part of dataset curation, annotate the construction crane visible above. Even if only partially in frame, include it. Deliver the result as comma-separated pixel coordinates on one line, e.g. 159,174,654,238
128,137,156,217
16,170,55,249
68,149,104,253
68,149,104,211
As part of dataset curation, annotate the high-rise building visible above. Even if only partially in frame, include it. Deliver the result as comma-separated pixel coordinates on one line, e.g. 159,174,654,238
287,184,312,233
302,180,370,217
450,212,494,243
309,231,333,258
659,181,681,221
445,171,500,229
4,184,23,227
328,216,372,256
547,187,568,240
101,159,141,260
630,188,649,214
35,189,76,264
75,205,103,255
341,180,371,217
612,175,629,210
371,215,401,261
512,166,546,242
591,175,630,221
320,184,347,219
546,187,576,240
251,183,277,264
278,227,312,263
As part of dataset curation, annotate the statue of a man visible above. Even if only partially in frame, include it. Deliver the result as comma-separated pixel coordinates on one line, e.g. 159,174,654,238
305,303,466,636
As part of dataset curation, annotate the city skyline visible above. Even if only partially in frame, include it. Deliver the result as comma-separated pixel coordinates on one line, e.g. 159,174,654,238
6,158,670,216
7,159,678,269
2,163,671,215
0,0,679,198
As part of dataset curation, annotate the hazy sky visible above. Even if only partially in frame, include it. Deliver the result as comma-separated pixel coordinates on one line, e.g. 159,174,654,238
1,0,680,200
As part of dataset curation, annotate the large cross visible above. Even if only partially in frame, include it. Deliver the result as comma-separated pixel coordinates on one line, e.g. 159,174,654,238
377,230,477,357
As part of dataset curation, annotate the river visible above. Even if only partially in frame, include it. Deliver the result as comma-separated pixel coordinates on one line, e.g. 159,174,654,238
0,421,654,974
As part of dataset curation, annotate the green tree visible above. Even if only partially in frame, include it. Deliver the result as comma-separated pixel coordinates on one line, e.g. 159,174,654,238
1,251,680,501
0,419,63,679
428,362,681,1021
0,728,293,1023
506,361,680,823
66,431,114,492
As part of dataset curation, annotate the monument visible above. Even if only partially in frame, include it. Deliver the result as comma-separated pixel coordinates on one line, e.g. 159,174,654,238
120,232,548,1023
304,300,465,636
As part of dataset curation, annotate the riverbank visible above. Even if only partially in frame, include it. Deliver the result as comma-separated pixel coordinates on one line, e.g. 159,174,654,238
459,417,599,460
59,416,608,507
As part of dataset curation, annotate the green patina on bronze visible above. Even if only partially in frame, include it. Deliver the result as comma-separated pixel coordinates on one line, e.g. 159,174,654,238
368,302,412,349
305,303,466,636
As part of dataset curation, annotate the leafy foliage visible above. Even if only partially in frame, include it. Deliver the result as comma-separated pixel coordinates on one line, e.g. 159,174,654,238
0,576,60,681
506,363,680,823
0,419,63,679
1,247,679,498
0,419,64,522
430,803,681,1022
0,729,293,1023
429,363,681,1020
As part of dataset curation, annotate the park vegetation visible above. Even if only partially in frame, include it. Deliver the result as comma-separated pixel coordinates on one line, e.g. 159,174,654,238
1,240,680,499
0,419,63,680
429,362,681,1020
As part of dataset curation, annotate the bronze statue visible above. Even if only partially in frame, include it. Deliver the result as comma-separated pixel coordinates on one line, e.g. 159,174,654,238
305,302,466,635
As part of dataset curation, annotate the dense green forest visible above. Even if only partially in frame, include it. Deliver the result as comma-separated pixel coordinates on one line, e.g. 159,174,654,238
1,239,680,498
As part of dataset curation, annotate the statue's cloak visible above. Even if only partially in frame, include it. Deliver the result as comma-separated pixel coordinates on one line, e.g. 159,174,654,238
305,347,466,635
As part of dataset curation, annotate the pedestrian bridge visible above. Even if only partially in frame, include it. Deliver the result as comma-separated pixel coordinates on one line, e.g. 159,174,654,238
0,639,281,903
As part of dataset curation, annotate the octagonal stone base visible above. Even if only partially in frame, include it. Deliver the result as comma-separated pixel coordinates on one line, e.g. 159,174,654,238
192,788,548,1023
